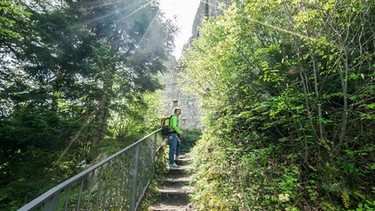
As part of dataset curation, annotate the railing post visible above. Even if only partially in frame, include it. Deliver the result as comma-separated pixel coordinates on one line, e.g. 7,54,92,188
152,133,157,172
131,144,140,211
43,193,59,211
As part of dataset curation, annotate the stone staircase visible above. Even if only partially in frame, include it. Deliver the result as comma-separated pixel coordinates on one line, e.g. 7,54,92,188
148,153,195,211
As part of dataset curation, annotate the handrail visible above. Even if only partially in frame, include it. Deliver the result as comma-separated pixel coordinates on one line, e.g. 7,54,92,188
18,129,163,211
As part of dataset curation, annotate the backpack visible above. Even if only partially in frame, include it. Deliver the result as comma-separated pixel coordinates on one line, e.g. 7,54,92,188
161,115,174,136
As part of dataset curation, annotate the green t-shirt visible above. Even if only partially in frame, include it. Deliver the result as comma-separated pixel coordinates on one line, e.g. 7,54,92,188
169,115,181,133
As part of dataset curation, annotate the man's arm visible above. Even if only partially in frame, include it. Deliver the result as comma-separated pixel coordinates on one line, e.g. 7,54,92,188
170,115,181,134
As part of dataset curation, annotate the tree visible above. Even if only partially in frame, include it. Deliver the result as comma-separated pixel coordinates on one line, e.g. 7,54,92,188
0,0,176,209
183,0,375,210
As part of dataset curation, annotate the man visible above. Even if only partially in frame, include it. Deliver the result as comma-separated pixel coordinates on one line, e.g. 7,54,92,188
168,107,183,168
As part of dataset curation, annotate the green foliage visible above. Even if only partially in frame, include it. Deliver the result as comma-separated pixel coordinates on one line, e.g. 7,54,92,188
0,0,174,209
180,128,202,151
350,200,375,211
138,144,169,210
183,0,375,210
0,0,30,40
190,129,302,210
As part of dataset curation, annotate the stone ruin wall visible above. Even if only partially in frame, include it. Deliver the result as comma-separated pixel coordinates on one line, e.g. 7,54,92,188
160,61,203,130
160,0,232,131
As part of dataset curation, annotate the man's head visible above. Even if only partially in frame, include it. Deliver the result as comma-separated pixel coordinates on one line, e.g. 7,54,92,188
173,107,181,115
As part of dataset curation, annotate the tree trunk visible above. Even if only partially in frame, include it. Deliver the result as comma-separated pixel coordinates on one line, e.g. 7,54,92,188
90,66,114,156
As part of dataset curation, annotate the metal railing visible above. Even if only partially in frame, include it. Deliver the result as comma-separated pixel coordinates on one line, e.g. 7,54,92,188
18,130,163,211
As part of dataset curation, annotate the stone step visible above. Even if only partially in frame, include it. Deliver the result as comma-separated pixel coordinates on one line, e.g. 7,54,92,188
175,156,192,166
147,152,194,211
157,186,194,194
148,203,195,211
160,176,191,187
154,186,193,206
167,165,194,176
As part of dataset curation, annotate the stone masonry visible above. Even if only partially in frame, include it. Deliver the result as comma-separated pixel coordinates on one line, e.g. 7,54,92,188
160,0,232,130
160,57,202,130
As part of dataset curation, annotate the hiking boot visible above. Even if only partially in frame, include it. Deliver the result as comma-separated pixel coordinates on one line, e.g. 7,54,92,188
175,155,180,161
169,163,179,168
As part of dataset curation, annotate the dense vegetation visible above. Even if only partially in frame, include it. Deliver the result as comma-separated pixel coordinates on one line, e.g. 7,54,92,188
181,0,375,210
0,0,175,209
2,0,374,210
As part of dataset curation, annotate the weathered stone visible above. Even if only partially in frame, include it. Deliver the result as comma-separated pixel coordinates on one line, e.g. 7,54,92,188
160,0,232,130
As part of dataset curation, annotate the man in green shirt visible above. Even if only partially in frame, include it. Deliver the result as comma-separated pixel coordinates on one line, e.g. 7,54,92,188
168,107,183,168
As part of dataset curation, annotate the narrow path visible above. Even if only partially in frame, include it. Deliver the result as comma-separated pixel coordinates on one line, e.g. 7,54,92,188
148,153,195,211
